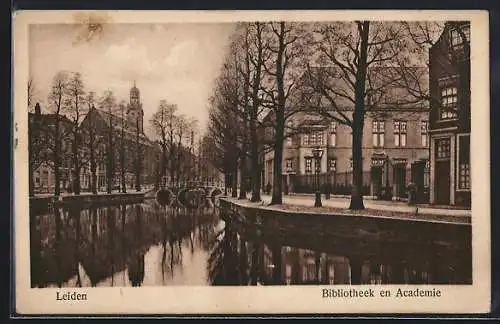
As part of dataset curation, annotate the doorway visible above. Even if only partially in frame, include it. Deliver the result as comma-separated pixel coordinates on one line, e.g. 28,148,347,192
371,167,382,197
411,161,426,203
393,164,407,199
282,174,289,195
434,138,452,205
435,161,451,205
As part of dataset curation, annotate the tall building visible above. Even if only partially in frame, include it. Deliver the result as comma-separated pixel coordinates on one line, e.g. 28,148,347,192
127,81,144,134
428,21,470,207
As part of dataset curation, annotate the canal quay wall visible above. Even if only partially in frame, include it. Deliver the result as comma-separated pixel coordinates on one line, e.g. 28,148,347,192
29,192,148,214
219,198,472,284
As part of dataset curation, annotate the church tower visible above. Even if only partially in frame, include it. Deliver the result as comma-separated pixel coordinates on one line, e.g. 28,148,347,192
127,81,144,133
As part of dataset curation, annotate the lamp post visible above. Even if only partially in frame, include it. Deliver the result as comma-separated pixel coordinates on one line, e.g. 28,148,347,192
312,147,323,207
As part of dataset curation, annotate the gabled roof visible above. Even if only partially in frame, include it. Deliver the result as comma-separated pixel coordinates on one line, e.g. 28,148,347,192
86,107,153,145
29,112,74,127
302,65,429,109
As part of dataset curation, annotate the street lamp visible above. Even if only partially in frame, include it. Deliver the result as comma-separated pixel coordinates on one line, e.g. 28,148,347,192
312,147,323,207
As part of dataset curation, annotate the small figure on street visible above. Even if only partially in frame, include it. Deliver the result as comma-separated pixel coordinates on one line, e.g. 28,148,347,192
407,182,417,205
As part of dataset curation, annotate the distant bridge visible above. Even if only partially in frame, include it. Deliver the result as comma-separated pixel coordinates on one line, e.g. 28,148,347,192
152,184,225,209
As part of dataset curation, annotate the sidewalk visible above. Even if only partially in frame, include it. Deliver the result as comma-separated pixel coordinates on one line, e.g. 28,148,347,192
259,194,471,217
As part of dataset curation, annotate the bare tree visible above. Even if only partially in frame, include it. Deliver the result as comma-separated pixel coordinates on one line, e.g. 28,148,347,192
261,22,312,205
134,107,143,192
173,114,190,187
207,61,243,198
28,79,46,196
28,78,36,109
82,91,99,194
64,72,87,195
117,100,128,193
100,90,116,194
150,101,178,188
47,71,70,197
303,21,408,210
231,22,271,201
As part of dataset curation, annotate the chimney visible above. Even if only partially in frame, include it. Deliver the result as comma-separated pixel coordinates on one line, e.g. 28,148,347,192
34,102,41,115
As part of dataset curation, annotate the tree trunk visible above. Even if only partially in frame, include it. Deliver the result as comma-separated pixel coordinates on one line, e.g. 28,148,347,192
54,128,61,197
135,122,142,192
28,116,35,196
249,24,264,202
270,115,284,205
120,146,126,193
238,152,246,200
88,122,97,194
349,122,365,210
106,133,113,194
270,22,286,206
72,130,81,195
91,163,97,194
231,161,238,198
349,21,369,210
250,119,261,202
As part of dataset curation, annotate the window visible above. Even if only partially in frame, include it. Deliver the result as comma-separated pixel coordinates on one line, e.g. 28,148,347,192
451,26,470,47
424,160,430,188
42,170,49,186
394,120,407,147
266,159,273,183
305,157,312,174
458,135,470,190
285,158,293,172
436,138,451,160
285,264,292,285
35,171,40,185
372,121,385,148
421,121,429,147
303,262,316,282
329,122,337,147
328,158,337,172
440,87,458,120
304,130,324,146
286,121,293,147
303,134,309,146
349,158,353,171
328,264,335,285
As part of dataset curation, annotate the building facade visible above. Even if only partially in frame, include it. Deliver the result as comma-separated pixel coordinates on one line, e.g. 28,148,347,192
29,104,74,194
428,21,471,207
79,83,159,192
263,106,430,201
29,83,160,195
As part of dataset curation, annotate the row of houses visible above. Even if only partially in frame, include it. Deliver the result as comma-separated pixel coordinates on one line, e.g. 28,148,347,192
262,21,471,207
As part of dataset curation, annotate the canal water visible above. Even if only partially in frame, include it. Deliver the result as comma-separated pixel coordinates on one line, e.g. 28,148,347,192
29,198,471,288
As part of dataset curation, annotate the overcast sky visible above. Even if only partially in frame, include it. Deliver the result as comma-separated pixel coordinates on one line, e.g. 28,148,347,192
29,22,236,139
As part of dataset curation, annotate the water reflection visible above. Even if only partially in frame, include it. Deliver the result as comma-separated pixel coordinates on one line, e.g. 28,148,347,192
30,199,471,287
30,200,219,288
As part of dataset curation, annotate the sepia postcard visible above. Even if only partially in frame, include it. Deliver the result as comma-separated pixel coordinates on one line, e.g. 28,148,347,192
12,10,490,315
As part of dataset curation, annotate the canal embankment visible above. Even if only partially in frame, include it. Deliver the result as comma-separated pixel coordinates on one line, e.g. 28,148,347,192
260,194,471,219
29,189,155,214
